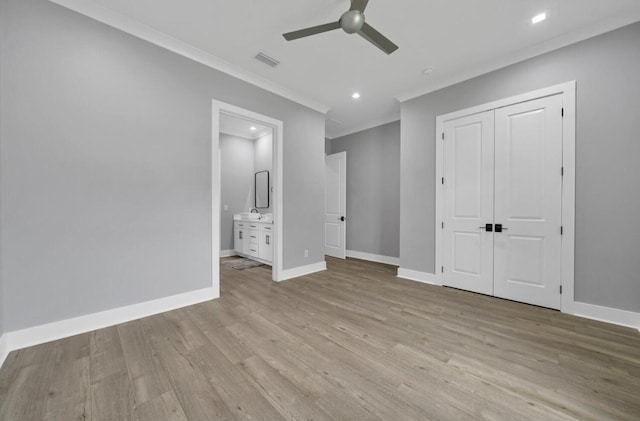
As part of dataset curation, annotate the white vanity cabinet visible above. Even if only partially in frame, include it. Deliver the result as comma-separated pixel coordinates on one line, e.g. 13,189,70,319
259,224,273,262
233,221,249,255
233,220,273,265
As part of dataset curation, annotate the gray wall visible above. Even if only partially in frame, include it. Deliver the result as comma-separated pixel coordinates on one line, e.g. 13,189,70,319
0,0,325,331
254,133,273,213
400,22,640,313
325,138,332,155
330,121,400,258
220,134,255,251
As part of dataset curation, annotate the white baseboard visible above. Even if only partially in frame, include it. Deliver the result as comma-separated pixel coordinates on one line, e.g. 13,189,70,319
396,268,639,331
220,249,237,258
397,268,441,286
568,301,640,330
280,261,327,282
346,250,400,266
0,334,8,370
1,287,217,365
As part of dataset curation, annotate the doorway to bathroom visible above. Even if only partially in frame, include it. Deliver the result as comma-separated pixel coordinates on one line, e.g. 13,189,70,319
211,100,283,295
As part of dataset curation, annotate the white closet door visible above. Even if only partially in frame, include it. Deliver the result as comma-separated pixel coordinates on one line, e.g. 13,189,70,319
493,95,563,309
443,111,495,295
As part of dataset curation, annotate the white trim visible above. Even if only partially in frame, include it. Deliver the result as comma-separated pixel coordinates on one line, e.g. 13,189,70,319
395,13,640,103
212,100,284,282
220,249,237,258
327,114,400,140
397,268,441,286
569,302,640,330
435,82,575,123
434,81,576,311
0,334,8,369
280,261,327,282
0,287,216,364
560,83,577,314
346,250,399,266
48,0,329,114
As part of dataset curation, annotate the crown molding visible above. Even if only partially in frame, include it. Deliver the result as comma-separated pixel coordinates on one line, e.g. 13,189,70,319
48,0,330,114
395,13,640,103
327,112,400,140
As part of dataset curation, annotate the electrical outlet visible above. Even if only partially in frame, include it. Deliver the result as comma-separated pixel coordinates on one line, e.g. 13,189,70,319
223,205,228,211
304,249,309,258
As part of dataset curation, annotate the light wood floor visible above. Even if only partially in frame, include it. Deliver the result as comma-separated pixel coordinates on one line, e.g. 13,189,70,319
1,257,639,420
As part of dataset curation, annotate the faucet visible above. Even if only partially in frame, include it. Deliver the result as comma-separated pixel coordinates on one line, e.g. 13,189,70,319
250,208,260,214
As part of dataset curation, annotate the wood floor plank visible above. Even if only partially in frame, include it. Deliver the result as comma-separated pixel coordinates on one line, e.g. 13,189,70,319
1,256,639,420
0,342,58,420
140,314,238,421
135,391,188,421
117,320,174,405
44,334,92,421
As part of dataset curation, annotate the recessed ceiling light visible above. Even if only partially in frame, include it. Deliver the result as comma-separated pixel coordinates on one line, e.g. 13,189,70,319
532,13,546,24
352,92,361,99
250,126,257,131
422,67,434,76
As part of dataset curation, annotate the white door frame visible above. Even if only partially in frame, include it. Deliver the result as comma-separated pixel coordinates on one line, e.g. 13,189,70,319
434,81,576,313
212,100,284,293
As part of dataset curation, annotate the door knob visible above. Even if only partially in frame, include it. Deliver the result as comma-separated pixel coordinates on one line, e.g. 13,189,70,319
495,224,508,233
479,223,493,232
340,216,345,222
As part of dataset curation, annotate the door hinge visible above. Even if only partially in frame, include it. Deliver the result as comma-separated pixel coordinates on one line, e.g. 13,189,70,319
441,266,444,273
560,285,563,294
561,226,564,235
561,108,564,117
561,167,564,176
442,132,445,140
441,221,444,229
442,177,445,185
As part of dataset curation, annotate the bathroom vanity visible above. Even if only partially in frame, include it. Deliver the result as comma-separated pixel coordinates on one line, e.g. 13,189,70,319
233,214,273,265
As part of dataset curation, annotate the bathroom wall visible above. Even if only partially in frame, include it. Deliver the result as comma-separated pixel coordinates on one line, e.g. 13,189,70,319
253,132,273,213
220,134,255,252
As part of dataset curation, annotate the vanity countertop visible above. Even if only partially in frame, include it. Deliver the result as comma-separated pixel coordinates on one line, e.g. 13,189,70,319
233,215,273,224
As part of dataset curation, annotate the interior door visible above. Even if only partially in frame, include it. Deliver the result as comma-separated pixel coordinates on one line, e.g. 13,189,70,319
442,111,495,295
493,95,563,309
325,152,346,259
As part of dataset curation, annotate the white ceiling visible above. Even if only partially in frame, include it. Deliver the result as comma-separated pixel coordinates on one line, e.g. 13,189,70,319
53,0,640,138
220,114,271,140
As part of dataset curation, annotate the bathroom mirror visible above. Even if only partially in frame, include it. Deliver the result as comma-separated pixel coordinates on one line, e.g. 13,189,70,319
255,170,270,209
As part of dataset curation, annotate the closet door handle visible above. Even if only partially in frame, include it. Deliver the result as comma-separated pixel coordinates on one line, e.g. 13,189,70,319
479,224,493,232
495,224,508,233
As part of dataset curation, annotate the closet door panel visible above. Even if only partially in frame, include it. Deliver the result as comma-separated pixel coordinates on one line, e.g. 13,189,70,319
442,111,494,295
493,95,563,309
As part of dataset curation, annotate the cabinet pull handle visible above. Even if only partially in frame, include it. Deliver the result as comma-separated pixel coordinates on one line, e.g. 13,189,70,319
266,235,270,245
239,231,243,239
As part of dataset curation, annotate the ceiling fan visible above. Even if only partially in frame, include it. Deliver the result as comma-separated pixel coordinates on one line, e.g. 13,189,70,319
282,0,399,55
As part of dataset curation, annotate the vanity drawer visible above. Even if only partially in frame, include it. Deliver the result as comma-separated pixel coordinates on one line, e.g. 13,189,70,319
249,229,260,243
261,224,273,231
234,221,246,229
248,223,260,230
248,246,259,257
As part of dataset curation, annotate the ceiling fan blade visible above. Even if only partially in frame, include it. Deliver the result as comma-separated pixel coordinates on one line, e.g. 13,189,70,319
358,22,398,54
350,0,370,12
283,21,341,41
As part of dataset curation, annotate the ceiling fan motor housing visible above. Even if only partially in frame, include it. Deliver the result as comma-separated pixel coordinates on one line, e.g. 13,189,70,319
340,10,365,33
